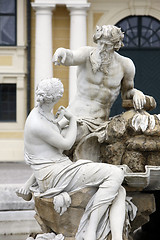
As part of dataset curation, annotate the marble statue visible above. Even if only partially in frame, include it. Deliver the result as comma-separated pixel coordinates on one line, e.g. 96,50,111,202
26,233,64,240
53,25,151,124
52,25,156,162
17,78,127,240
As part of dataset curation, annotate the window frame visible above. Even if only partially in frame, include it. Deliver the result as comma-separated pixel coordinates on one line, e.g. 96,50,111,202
0,0,17,46
0,83,17,122
116,16,160,49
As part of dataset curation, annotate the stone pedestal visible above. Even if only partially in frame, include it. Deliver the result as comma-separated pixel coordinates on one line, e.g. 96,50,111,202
34,188,96,237
128,192,156,233
34,188,155,239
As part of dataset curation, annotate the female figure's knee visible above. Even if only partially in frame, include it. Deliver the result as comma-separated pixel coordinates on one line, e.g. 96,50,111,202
112,167,124,184
119,186,126,198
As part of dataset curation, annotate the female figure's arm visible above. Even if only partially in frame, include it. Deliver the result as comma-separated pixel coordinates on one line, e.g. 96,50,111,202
34,107,77,151
16,174,36,201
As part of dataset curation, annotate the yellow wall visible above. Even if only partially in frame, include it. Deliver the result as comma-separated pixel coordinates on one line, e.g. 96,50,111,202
53,6,70,113
0,56,12,66
30,5,70,113
0,0,27,161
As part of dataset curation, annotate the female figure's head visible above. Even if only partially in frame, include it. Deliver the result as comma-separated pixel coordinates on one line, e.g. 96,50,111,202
36,78,64,106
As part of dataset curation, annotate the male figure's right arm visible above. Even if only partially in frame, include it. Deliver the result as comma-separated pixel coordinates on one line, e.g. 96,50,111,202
52,46,93,66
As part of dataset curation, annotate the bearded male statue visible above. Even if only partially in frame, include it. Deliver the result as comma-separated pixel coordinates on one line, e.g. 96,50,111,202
53,25,155,151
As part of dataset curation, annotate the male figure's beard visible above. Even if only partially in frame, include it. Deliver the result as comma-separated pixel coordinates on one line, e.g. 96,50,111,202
90,44,113,75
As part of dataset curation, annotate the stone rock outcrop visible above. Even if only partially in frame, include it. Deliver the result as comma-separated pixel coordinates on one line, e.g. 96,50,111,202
99,110,160,172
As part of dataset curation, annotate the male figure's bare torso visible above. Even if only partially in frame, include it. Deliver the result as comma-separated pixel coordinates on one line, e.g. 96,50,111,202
68,49,134,121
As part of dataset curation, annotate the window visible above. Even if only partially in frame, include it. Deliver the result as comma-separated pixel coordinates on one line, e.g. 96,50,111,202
116,16,160,48
0,0,16,46
0,84,16,121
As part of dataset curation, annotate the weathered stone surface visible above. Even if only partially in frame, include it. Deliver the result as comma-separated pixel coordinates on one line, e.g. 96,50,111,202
129,192,156,232
147,152,160,166
34,213,52,233
122,109,137,121
97,110,160,172
106,115,127,143
101,142,125,165
34,188,96,237
67,109,160,173
34,189,155,240
126,136,158,152
70,187,97,207
73,136,101,162
122,151,146,172
35,200,83,237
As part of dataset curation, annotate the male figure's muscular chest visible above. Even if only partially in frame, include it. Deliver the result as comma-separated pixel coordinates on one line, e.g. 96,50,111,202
85,58,124,89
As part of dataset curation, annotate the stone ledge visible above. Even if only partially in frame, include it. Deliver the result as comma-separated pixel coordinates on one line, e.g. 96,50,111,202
0,184,34,211
0,210,41,235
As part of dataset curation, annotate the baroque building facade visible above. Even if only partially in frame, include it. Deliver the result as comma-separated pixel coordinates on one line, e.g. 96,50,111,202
0,0,160,161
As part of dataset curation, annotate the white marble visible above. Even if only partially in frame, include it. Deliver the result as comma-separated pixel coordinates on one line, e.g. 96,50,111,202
53,25,148,121
131,112,156,132
17,78,127,240
26,233,64,240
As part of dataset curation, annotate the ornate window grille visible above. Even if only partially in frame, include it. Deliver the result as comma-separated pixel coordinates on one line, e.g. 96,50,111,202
116,16,160,48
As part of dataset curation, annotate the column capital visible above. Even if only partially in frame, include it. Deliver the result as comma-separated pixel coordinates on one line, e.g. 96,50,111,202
66,3,90,13
31,2,56,12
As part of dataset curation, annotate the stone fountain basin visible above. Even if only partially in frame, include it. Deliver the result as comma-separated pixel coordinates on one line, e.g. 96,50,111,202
123,165,160,190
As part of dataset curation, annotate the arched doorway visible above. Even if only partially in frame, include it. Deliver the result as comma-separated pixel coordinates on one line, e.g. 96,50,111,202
110,16,160,116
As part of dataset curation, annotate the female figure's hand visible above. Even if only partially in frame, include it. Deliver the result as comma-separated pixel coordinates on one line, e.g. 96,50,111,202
56,106,74,121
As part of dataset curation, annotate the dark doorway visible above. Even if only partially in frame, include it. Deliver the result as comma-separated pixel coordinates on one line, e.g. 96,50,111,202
110,16,160,117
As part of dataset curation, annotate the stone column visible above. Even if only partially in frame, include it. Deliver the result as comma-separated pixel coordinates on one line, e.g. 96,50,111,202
67,3,90,102
31,3,55,104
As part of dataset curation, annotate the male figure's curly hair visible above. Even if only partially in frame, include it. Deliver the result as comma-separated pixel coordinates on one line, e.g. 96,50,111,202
36,78,64,105
93,25,124,51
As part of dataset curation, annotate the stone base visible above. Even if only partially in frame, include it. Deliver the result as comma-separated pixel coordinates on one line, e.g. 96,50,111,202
128,192,156,232
34,188,97,237
34,188,155,239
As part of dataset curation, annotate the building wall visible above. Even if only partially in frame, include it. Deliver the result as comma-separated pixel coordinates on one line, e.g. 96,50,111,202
0,0,27,161
87,0,160,46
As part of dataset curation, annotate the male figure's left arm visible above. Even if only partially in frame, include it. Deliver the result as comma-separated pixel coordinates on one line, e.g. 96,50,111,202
121,57,146,110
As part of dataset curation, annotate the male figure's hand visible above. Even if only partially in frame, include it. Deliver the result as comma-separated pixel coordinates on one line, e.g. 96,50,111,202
133,90,146,110
52,48,67,65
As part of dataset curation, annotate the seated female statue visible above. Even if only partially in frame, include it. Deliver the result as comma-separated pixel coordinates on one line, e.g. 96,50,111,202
17,78,126,240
